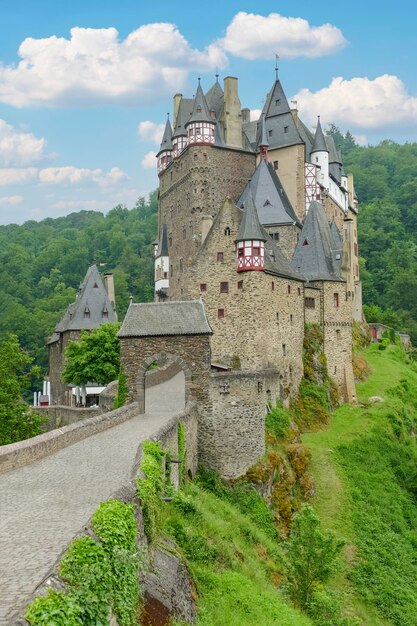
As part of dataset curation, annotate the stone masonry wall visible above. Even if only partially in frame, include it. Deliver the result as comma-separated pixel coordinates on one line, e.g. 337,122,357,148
188,198,304,395
48,330,81,405
199,369,281,478
119,334,212,411
159,144,255,300
265,223,301,261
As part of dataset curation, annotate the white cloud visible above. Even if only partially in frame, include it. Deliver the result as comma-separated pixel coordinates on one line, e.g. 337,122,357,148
0,24,227,107
0,194,23,206
141,151,157,170
250,109,262,122
294,74,417,130
0,119,46,166
220,12,346,60
0,167,38,186
38,166,128,187
138,121,165,144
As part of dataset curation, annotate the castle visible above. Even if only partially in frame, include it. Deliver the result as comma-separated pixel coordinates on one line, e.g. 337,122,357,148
117,70,362,477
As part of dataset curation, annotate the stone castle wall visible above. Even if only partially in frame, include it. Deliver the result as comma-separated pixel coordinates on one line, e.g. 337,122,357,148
159,144,255,300
48,330,82,405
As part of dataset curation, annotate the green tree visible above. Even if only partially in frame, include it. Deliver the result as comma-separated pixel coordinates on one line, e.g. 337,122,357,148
0,334,44,445
286,504,344,609
62,323,121,387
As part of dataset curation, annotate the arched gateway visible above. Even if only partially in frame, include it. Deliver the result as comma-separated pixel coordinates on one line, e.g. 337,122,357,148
118,300,213,413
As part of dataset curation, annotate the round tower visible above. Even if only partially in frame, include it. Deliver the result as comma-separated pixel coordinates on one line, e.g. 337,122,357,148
311,116,329,188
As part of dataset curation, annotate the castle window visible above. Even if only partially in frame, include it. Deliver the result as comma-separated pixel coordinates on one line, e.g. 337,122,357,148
276,312,279,321
203,153,208,160
316,157,319,163
102,308,108,318
354,242,358,256
190,225,193,237
186,193,190,208
224,227,231,236
275,99,281,106
297,287,301,296
290,314,293,325
170,264,173,277
200,283,207,292
169,235,172,247
238,248,244,257
196,127,201,134
183,226,186,239
217,251,224,262
197,105,202,113
271,281,275,291
269,232,279,241
305,297,315,309
284,126,289,133
180,258,183,273
336,329,341,341
268,130,273,137
237,280,243,289
282,344,287,356
273,161,278,170
334,293,339,308
218,308,224,319
253,246,260,256
194,153,198,161
170,171,173,181
84,307,90,319
163,272,168,279
287,285,291,294
220,282,229,293
334,366,337,375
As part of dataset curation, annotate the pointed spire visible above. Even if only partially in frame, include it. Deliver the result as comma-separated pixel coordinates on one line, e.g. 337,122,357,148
186,80,213,125
236,191,267,243
311,116,328,153
158,114,173,153
257,113,269,149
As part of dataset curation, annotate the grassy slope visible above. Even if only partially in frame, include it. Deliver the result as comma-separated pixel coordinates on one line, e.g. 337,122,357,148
303,344,417,625
163,483,313,626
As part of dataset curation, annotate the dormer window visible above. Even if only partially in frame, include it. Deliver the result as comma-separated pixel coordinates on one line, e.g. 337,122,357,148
84,307,90,319
102,308,108,318
303,239,309,246
284,126,288,133
275,99,281,106
93,282,98,288
196,105,202,113
268,130,273,137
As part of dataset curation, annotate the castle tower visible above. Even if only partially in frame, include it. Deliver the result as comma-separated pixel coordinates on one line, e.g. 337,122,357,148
185,80,216,146
311,116,329,192
156,115,173,175
235,193,267,272
154,224,169,300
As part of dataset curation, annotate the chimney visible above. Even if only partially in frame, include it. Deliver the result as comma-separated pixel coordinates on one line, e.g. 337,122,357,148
241,108,250,124
173,93,182,126
290,108,298,125
103,272,116,311
223,77,243,148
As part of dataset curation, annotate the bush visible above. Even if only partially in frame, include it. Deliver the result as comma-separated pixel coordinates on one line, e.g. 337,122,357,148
266,402,291,438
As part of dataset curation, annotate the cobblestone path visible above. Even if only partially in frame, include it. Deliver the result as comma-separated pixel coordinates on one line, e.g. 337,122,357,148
0,373,185,624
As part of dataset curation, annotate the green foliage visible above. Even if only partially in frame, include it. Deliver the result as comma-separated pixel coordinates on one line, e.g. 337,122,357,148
114,366,128,408
25,589,83,625
92,500,139,626
62,322,120,386
0,193,158,374
25,500,139,626
308,588,359,626
266,401,291,438
285,504,344,610
196,466,278,540
136,441,166,542
0,334,45,445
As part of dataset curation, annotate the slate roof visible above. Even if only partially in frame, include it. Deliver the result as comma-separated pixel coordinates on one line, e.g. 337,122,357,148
172,98,193,137
311,117,328,154
261,79,303,149
186,81,213,126
291,201,345,282
235,192,267,243
55,265,118,332
256,114,269,148
237,159,300,227
157,117,173,155
205,79,224,120
118,300,212,337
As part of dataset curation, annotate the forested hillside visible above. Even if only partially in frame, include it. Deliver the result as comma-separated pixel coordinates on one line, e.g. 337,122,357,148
1,136,417,373
0,193,157,370
329,128,417,342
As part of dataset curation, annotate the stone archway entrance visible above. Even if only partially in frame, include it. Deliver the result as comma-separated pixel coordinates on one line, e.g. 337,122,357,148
139,353,191,414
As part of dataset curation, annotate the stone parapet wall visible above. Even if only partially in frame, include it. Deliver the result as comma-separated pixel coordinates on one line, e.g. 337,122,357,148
0,402,140,475
34,405,102,431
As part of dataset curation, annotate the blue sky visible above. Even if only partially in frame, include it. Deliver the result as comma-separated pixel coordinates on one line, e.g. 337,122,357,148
0,0,416,225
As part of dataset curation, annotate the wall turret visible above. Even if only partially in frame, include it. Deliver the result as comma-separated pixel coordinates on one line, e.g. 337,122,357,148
235,193,266,272
257,114,269,162
156,115,173,175
311,116,329,189
185,79,215,146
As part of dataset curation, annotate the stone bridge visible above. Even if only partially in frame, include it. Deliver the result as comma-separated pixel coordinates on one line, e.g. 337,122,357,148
0,372,195,625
